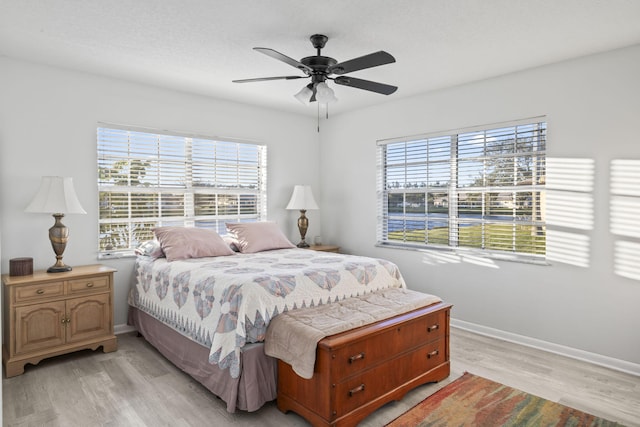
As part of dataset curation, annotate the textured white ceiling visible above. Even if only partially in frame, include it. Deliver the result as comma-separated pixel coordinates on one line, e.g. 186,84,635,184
1,0,640,116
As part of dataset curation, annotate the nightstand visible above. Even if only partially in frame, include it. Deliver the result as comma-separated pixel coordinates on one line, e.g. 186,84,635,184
307,245,340,253
2,264,117,377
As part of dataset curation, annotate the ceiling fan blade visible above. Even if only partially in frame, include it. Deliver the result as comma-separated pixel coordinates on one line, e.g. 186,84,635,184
254,47,313,73
333,76,398,95
328,51,395,75
232,76,307,83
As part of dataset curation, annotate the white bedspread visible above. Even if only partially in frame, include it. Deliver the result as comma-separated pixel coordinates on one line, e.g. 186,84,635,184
129,248,406,378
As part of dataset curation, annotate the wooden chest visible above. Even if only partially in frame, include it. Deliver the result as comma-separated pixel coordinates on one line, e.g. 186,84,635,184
277,302,452,427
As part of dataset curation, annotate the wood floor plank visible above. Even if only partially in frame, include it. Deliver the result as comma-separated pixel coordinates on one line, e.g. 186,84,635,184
3,328,639,426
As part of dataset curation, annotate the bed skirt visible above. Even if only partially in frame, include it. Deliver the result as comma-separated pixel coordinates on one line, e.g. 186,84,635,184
128,306,278,413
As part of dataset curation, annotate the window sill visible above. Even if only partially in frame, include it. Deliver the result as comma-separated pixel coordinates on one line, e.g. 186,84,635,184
97,252,137,260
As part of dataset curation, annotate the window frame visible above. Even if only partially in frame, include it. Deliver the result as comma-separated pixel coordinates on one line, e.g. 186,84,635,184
376,117,546,263
97,124,267,258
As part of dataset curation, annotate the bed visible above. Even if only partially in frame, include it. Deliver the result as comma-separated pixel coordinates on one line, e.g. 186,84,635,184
127,224,409,412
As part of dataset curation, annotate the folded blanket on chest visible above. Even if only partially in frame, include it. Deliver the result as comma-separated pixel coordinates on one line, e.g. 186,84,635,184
264,288,442,379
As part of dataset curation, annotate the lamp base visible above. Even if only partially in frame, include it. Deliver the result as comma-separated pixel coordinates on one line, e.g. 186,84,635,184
296,210,310,249
47,265,72,273
48,213,71,274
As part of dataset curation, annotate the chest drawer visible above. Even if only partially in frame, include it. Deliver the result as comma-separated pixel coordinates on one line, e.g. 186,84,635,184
333,339,445,417
326,308,446,379
67,276,110,294
13,281,65,304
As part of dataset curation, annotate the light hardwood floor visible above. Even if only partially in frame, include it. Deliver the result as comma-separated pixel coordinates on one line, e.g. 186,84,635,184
3,328,639,426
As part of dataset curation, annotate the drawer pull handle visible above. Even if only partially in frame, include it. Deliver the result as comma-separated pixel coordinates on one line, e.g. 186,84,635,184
428,324,439,332
427,349,439,359
61,317,70,325
86,282,94,288
348,352,365,364
349,383,365,396
36,289,45,295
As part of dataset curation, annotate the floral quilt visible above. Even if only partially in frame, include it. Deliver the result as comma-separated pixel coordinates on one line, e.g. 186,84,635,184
129,248,406,378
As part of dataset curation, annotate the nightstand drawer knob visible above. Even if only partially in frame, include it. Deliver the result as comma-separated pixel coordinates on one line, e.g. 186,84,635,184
86,282,94,288
427,349,439,359
36,289,45,295
427,324,439,332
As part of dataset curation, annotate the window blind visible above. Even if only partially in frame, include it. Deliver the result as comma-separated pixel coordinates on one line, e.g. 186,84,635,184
97,126,267,256
377,118,546,261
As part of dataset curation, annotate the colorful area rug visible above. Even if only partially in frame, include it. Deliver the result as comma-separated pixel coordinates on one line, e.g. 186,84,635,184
386,372,624,426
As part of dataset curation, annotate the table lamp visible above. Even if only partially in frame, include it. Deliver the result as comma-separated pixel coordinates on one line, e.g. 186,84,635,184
286,185,319,248
25,176,87,272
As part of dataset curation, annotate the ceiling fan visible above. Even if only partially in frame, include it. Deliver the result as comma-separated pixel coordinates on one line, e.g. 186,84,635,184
233,34,397,105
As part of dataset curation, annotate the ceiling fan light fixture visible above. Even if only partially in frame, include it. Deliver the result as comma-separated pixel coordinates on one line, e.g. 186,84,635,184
294,84,314,105
315,82,337,104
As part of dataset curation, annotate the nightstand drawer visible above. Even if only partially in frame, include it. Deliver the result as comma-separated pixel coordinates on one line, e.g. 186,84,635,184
14,282,65,304
67,276,109,294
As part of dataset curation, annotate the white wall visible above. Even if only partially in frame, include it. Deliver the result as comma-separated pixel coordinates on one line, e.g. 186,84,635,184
320,44,640,368
0,57,320,326
2,45,639,373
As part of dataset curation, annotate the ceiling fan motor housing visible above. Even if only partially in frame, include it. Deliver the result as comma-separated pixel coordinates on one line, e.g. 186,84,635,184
301,56,337,75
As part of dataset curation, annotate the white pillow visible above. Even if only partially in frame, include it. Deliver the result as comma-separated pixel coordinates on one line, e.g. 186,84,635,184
134,240,165,259
225,222,295,253
153,227,235,261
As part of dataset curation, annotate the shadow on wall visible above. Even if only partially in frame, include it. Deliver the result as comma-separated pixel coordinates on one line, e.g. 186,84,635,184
611,159,640,281
545,157,594,268
417,156,640,284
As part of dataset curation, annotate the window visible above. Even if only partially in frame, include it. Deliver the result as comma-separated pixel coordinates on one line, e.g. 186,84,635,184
97,125,267,256
377,118,546,261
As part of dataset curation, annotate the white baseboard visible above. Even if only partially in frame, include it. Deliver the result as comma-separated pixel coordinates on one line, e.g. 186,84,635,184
114,323,136,335
451,318,640,377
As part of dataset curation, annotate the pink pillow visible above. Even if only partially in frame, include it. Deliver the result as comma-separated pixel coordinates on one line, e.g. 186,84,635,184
153,227,235,261
226,222,295,253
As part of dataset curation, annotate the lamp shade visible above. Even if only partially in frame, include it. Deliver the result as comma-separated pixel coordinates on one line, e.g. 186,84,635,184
315,82,337,104
286,185,319,210
25,176,87,214
294,84,314,105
